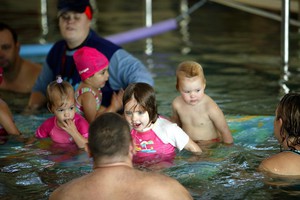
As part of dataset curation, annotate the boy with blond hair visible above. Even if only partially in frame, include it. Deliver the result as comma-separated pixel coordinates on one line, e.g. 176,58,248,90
171,61,233,145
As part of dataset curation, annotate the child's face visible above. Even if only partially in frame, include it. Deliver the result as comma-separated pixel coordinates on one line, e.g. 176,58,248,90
88,67,109,88
124,97,150,132
51,97,76,127
179,76,205,105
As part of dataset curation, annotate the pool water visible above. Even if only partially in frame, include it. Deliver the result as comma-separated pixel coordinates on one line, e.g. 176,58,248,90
1,0,300,199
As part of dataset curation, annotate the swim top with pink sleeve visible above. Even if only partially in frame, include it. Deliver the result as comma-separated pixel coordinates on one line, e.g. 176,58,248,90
131,116,189,161
35,113,89,144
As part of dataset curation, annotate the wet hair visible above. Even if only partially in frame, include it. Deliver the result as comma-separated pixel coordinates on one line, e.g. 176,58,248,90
176,61,206,90
0,22,18,43
123,82,158,124
46,76,74,111
88,112,131,158
276,93,300,149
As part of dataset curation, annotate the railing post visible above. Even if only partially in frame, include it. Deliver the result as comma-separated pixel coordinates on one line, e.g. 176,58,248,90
281,0,290,65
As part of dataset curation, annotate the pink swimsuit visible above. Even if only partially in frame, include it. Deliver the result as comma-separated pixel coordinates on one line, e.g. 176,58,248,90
36,113,89,144
75,87,102,116
131,116,189,164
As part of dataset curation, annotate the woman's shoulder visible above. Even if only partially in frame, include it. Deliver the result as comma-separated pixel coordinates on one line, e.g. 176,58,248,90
259,151,300,176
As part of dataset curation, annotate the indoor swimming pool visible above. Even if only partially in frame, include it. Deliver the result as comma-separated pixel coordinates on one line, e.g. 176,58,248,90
1,0,300,199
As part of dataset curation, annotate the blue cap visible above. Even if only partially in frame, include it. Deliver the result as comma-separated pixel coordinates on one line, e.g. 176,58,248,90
57,0,91,13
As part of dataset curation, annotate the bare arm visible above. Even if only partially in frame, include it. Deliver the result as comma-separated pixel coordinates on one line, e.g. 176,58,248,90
208,101,233,144
79,92,98,123
171,99,182,127
26,91,47,112
184,138,202,155
0,100,21,135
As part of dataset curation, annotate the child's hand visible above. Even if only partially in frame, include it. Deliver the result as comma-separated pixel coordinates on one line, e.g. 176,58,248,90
61,119,78,137
111,89,124,111
60,119,87,149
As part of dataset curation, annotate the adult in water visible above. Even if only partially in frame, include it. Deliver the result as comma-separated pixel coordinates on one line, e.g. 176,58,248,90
0,22,41,93
49,112,193,200
259,93,300,176
27,0,153,111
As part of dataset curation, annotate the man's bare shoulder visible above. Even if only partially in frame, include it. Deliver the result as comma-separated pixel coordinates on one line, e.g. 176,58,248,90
49,174,89,200
23,59,42,72
50,168,192,200
136,170,193,200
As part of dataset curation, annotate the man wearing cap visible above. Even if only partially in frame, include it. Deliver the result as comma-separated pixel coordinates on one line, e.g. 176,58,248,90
27,0,154,112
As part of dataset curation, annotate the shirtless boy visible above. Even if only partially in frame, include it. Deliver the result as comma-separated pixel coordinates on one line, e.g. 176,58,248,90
171,61,233,145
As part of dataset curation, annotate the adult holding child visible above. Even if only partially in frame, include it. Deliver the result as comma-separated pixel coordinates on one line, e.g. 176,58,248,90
27,0,153,112
50,112,193,200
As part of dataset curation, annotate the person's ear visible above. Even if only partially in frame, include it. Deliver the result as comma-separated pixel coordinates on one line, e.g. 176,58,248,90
278,118,283,126
47,103,53,113
16,42,20,53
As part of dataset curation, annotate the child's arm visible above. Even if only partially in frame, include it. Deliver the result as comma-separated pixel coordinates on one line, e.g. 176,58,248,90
0,100,21,135
80,92,98,123
208,101,233,144
184,138,202,155
60,119,87,149
170,100,182,127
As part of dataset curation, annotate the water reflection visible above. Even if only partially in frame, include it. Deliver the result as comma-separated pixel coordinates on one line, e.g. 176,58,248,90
280,63,291,94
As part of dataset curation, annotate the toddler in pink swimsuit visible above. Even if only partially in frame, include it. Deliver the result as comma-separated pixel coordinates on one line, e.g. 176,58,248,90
123,82,202,167
73,47,123,123
35,76,89,149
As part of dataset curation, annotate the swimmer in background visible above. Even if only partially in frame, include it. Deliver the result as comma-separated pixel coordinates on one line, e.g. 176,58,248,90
27,0,153,112
123,82,202,166
73,47,123,123
171,61,233,146
259,93,300,176
0,22,41,93
35,76,89,149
